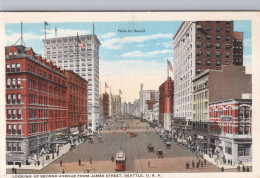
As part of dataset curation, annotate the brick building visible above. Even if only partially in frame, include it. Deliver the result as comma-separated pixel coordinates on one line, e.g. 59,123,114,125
191,65,251,153
65,70,88,134
6,45,68,165
103,92,109,118
159,77,174,130
173,21,243,121
209,98,252,164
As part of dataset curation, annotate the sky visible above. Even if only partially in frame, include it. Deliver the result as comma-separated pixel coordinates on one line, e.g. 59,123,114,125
5,20,252,103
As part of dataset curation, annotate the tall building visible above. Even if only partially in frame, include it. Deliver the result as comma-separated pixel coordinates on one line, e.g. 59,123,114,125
173,21,243,121
43,33,101,131
65,70,88,134
192,65,252,153
112,95,121,116
139,89,159,120
103,92,109,118
5,45,68,165
159,77,174,130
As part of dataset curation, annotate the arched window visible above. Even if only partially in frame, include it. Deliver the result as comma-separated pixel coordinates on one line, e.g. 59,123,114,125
245,106,250,120
226,106,232,116
239,107,244,119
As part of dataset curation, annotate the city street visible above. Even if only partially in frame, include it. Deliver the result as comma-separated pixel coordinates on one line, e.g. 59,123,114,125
7,117,221,174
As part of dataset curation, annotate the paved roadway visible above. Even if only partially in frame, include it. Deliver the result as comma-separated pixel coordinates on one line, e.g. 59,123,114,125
7,117,222,174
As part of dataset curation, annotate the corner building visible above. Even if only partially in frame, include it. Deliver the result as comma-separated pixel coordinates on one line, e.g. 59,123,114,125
173,21,243,122
5,45,67,165
65,70,88,134
43,34,101,131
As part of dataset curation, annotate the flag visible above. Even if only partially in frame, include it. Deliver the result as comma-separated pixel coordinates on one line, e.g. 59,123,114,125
44,21,50,29
105,82,109,89
77,33,85,49
167,60,173,72
119,89,122,95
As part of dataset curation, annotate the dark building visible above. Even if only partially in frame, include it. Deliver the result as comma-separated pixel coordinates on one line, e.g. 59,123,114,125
65,70,88,134
103,92,109,118
159,77,174,128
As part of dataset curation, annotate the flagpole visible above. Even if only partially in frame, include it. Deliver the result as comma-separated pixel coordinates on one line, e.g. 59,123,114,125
105,83,106,93
167,59,169,79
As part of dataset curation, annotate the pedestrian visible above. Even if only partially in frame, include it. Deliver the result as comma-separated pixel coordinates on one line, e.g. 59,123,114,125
38,160,40,167
111,155,114,162
246,166,250,172
230,159,232,165
148,160,150,168
60,160,62,167
79,159,81,166
19,162,21,168
204,159,206,165
242,165,245,172
90,158,92,164
237,165,240,172
196,162,199,168
228,159,230,165
186,162,188,169
14,168,17,174
198,159,200,164
52,154,54,159
35,161,37,167
201,161,203,167
12,167,14,174
187,161,190,169
62,169,65,174
192,160,194,168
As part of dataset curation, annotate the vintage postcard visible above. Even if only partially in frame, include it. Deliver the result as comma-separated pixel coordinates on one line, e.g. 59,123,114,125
0,12,259,178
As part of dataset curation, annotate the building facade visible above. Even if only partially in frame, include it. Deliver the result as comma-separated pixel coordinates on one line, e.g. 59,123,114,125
112,95,121,116
65,70,88,134
192,65,252,153
209,98,252,164
139,89,159,120
6,45,68,165
159,77,174,130
103,92,109,118
173,21,243,121
43,34,101,131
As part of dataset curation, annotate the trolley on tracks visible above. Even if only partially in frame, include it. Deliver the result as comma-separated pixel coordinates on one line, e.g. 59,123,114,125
129,132,135,138
115,149,126,171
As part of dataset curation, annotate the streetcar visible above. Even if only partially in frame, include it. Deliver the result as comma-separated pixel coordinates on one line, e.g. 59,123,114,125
115,149,126,171
129,132,135,138
123,124,127,131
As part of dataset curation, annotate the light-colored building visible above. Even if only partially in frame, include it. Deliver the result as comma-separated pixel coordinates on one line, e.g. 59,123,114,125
153,102,159,124
139,89,159,120
112,95,121,116
43,34,101,131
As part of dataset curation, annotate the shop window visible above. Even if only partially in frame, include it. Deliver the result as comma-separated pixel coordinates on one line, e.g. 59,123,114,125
238,144,251,156
225,142,232,155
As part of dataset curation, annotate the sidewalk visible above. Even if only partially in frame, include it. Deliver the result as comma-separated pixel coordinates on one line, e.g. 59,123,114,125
203,154,252,169
6,139,84,171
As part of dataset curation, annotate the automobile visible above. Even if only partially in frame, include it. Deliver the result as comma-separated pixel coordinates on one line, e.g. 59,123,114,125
156,149,163,158
166,142,171,149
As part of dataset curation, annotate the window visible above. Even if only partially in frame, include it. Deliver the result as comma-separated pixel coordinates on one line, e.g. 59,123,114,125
245,107,250,119
196,42,201,48
226,21,230,24
16,63,21,72
216,27,221,32
7,79,10,88
239,107,244,118
226,53,230,58
7,109,11,119
206,26,211,31
196,34,201,40
196,68,201,74
196,60,201,65
226,44,231,50
226,36,230,42
216,36,221,41
206,43,211,49
216,44,221,49
238,124,243,134
13,125,16,134
216,61,221,67
18,124,22,135
6,64,10,72
17,78,21,88
18,109,21,119
206,60,211,66
196,51,201,57
11,64,16,72
205,91,208,98
225,61,229,65
206,35,211,41
82,68,86,72
205,102,208,109
7,142,11,151
17,142,21,151
70,64,74,67
225,142,232,155
245,124,250,134
7,94,11,104
12,78,16,88
216,52,221,58
206,51,211,57
226,28,230,33
17,94,21,104
12,94,16,104
238,144,251,156
12,109,16,119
